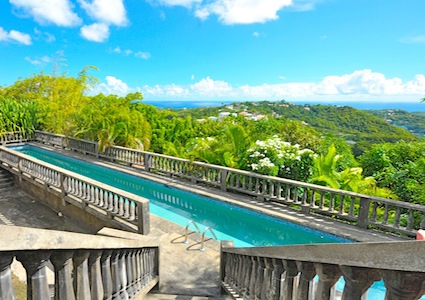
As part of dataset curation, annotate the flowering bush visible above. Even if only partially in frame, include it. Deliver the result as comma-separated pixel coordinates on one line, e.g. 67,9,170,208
246,136,316,181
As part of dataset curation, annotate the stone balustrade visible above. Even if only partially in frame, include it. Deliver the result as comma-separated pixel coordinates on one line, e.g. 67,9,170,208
0,225,159,300
0,146,150,235
26,130,425,238
221,241,425,300
0,131,31,145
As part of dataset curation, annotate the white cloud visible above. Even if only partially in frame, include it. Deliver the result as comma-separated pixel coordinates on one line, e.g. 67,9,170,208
155,0,202,8
190,77,234,96
139,70,425,101
152,0,311,25
91,70,425,102
34,28,56,42
10,0,81,27
112,47,151,59
80,23,110,42
0,27,31,45
194,0,293,24
25,55,51,66
78,0,128,26
134,51,151,60
92,76,131,96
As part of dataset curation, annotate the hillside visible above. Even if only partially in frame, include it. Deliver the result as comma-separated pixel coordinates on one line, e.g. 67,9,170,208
176,100,418,154
367,109,425,138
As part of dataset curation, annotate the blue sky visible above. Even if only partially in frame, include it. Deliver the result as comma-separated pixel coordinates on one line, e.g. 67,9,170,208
1,0,425,103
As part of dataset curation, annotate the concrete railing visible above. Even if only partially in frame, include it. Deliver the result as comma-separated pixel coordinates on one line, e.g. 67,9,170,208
0,225,159,300
221,241,425,300
0,131,31,145
28,131,425,238
0,146,150,234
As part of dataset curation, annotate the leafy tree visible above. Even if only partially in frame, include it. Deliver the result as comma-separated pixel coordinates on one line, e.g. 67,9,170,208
0,97,38,135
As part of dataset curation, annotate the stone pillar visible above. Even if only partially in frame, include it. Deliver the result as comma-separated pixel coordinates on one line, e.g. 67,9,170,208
340,266,381,300
118,251,129,299
89,250,104,300
73,250,91,299
314,263,341,300
50,250,76,300
383,270,425,300
0,255,16,300
269,258,284,300
111,251,122,299
254,256,266,299
100,250,113,300
16,251,52,300
282,259,299,300
296,261,316,300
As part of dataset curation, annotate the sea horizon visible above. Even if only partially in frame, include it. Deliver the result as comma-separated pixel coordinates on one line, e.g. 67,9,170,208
143,100,425,112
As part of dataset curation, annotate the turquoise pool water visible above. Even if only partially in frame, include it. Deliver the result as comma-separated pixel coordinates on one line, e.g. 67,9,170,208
13,145,350,247
11,145,395,299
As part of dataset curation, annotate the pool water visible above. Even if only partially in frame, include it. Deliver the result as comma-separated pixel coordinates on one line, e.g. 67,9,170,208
13,145,350,247
12,145,395,299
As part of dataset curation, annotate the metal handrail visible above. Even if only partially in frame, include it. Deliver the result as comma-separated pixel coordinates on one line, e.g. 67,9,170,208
183,220,201,244
200,227,218,252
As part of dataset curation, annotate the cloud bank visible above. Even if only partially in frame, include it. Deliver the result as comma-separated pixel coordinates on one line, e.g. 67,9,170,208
153,0,318,24
0,27,31,45
94,70,425,102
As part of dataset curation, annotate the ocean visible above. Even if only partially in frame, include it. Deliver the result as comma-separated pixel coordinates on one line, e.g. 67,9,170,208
143,100,425,112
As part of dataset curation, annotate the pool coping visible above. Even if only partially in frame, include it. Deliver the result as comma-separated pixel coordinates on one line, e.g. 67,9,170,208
24,142,407,243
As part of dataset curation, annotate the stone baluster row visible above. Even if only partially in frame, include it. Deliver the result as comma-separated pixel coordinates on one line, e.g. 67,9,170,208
222,253,425,300
0,247,158,300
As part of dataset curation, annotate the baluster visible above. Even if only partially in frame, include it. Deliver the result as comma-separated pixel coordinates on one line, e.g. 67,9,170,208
16,251,52,300
383,270,425,300
310,190,316,207
339,195,345,214
119,251,129,299
394,207,401,228
286,185,291,201
329,193,335,211
319,191,325,209
50,250,76,300
296,261,316,300
129,201,136,221
248,256,258,298
111,251,122,299
100,250,113,300
125,250,135,297
254,256,266,298
73,250,91,299
269,258,284,300
241,255,252,295
282,260,298,300
314,263,341,300
340,266,381,300
406,209,415,230
89,250,104,300
294,186,299,203
301,187,308,205
0,254,16,300
383,204,389,224
261,258,274,300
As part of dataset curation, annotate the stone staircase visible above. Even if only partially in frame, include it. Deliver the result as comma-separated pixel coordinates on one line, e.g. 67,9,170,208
0,168,15,192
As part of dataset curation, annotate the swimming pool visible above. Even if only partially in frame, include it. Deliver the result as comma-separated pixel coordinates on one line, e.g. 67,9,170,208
12,145,351,247
12,145,400,299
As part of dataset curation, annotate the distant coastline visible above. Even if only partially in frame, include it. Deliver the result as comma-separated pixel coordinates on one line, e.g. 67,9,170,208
143,100,425,112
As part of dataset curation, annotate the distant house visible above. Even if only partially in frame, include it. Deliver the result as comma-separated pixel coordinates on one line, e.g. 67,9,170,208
208,116,218,121
218,112,231,118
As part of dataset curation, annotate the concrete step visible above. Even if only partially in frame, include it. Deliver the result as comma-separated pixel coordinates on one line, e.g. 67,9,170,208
145,293,233,300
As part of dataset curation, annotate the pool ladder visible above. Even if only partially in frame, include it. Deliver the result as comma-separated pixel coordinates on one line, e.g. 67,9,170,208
183,220,218,252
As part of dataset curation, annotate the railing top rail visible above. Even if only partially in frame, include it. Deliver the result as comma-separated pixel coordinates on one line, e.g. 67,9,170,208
222,240,425,272
0,146,149,205
0,225,158,252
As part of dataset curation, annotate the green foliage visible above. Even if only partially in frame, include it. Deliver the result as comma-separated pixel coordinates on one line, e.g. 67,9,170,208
361,141,425,204
368,109,425,138
312,144,395,198
0,97,38,135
